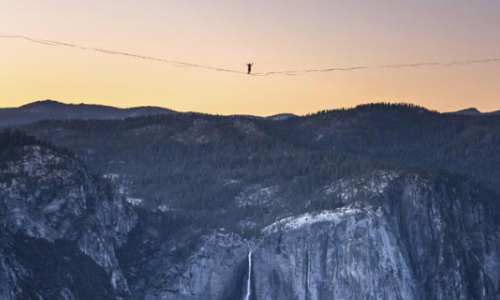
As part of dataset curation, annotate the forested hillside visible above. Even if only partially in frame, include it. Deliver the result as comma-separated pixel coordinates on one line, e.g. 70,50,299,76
17,103,500,210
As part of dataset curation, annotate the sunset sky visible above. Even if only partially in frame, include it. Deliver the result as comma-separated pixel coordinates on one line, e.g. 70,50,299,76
1,0,499,115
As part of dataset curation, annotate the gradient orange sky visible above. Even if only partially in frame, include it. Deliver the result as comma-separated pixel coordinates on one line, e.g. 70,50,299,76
1,0,499,115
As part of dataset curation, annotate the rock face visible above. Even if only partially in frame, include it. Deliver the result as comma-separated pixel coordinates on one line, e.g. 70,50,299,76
136,232,249,300
252,175,500,300
0,134,136,299
118,173,500,300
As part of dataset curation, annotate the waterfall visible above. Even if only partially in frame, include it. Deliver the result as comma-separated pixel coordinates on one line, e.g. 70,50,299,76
244,250,252,300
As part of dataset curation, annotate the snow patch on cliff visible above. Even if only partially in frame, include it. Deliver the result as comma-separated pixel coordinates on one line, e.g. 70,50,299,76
126,197,143,206
103,173,120,180
263,206,375,233
325,171,399,201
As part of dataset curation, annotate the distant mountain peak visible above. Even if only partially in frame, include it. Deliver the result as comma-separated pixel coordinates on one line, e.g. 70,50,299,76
450,107,482,116
21,99,66,108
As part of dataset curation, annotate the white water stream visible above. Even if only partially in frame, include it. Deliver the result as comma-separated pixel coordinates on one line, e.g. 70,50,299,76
244,250,252,300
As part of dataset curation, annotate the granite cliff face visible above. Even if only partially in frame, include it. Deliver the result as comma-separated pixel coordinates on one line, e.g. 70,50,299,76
0,133,136,299
251,174,500,300
117,172,500,300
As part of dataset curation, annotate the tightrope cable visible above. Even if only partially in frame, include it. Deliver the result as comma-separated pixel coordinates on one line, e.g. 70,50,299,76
1,32,499,76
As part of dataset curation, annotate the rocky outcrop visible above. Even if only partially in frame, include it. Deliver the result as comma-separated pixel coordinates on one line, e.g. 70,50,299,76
131,231,249,300
255,174,500,300
0,139,136,299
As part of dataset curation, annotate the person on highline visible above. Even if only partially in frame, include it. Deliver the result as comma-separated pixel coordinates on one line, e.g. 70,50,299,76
247,63,253,74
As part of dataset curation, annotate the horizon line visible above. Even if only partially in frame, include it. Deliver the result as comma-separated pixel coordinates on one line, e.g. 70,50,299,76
1,99,497,117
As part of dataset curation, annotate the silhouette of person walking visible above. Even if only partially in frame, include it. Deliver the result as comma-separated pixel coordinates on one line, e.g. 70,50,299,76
247,63,253,74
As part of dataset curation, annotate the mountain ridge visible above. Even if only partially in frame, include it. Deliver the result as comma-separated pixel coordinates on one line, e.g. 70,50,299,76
0,99,176,127
449,106,500,116
3,100,500,129
0,100,302,127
